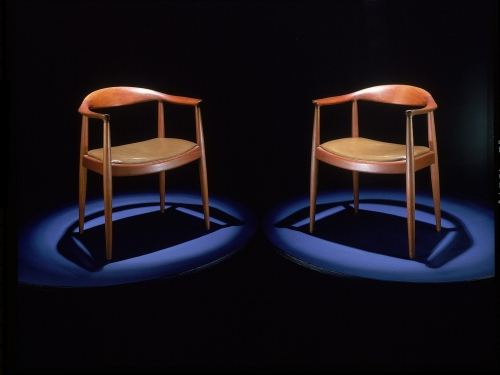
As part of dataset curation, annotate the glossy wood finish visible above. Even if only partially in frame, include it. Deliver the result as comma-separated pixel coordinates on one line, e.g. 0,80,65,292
78,87,210,260
309,84,441,259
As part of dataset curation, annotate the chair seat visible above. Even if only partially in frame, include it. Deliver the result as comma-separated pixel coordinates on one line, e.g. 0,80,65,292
320,137,430,162
87,137,197,164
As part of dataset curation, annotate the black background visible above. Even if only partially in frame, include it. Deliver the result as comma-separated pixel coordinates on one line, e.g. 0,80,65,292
4,0,499,372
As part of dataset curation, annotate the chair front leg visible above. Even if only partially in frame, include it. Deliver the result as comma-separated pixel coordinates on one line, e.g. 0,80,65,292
78,163,87,234
103,120,113,260
103,175,113,261
199,156,210,230
79,116,89,234
309,154,318,233
406,175,416,259
310,106,320,233
406,116,415,259
197,107,210,230
352,171,359,213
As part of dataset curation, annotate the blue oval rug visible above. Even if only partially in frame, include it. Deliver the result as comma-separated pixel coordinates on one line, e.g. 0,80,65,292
19,191,258,287
263,189,494,283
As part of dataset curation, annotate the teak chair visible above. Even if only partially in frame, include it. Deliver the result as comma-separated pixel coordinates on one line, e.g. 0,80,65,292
78,86,210,260
309,84,441,259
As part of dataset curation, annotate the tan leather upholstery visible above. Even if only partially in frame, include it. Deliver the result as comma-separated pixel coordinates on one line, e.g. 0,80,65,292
88,138,197,164
320,137,430,162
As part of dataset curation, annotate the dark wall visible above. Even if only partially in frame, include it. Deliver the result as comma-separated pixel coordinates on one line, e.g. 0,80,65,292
7,0,498,224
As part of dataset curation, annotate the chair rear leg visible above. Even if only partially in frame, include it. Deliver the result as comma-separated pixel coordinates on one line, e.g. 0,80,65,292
353,171,359,213
430,163,441,231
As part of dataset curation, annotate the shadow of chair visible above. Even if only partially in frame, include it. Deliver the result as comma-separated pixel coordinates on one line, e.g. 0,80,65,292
78,86,210,260
309,84,441,258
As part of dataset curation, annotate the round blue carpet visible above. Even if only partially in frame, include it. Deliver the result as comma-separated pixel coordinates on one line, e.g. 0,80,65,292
18,191,258,287
263,189,495,283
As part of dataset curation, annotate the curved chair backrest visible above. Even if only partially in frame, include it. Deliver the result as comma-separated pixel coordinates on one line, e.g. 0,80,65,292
352,84,434,107
314,84,437,111
79,86,201,117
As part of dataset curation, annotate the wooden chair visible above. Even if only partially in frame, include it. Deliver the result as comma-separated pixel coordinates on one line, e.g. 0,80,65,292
309,84,441,258
78,86,210,260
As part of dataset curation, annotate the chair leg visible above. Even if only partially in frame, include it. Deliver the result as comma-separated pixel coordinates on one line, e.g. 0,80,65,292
352,171,359,213
103,174,113,261
102,120,113,260
159,171,165,213
103,171,113,260
309,155,318,233
430,163,441,232
406,115,417,259
78,164,87,234
199,157,210,230
406,169,416,259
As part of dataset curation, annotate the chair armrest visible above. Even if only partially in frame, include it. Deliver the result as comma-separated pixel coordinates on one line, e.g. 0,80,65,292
78,102,110,121
313,93,353,107
78,92,202,121
405,104,437,117
161,94,202,106
406,98,438,117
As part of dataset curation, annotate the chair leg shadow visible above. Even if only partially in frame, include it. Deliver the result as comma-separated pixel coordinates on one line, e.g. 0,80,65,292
57,203,244,271
275,200,472,267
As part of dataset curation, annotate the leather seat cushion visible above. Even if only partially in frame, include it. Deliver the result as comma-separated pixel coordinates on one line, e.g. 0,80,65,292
87,137,197,164
320,137,430,162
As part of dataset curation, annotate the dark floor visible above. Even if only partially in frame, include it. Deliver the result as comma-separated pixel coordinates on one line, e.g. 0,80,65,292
11,228,500,373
